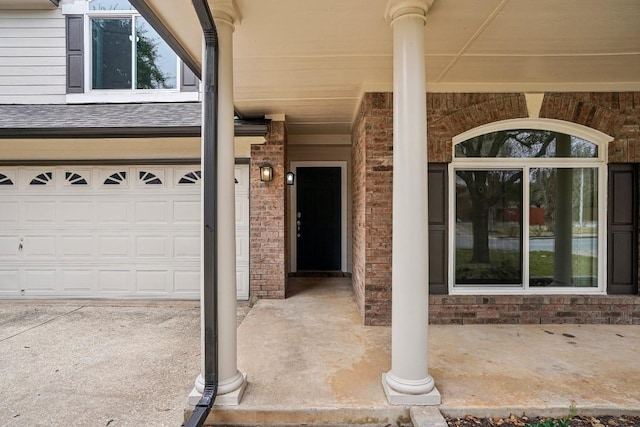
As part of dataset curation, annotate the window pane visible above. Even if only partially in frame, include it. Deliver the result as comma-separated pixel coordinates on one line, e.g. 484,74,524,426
529,168,598,287
135,18,177,89
455,170,523,286
92,18,132,90
455,130,597,159
90,0,135,10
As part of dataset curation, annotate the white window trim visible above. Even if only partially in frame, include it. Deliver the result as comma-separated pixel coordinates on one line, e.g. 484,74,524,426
63,1,200,103
448,118,610,295
289,161,348,273
82,3,184,97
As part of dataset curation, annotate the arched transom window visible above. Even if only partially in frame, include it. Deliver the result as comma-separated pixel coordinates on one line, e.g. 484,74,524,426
450,119,609,294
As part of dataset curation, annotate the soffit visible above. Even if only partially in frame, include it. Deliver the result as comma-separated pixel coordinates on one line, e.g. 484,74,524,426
141,0,640,136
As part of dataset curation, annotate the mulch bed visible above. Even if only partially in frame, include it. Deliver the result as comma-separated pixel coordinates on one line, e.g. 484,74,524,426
446,414,640,427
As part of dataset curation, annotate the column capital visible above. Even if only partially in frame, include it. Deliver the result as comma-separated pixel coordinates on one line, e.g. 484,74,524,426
385,0,434,24
211,0,242,28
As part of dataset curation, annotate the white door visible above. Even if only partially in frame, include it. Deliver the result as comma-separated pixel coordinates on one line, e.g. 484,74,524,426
0,165,250,300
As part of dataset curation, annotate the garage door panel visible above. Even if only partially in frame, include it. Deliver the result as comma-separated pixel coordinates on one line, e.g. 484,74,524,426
60,270,94,293
24,270,56,292
234,165,249,192
236,266,249,301
59,201,93,223
99,236,130,257
23,236,56,257
136,236,168,258
174,270,200,294
135,270,168,293
235,197,249,227
0,202,19,223
174,235,199,258
174,200,200,224
236,233,249,262
0,270,19,293
24,201,56,223
98,270,130,293
135,201,168,224
0,236,18,256
60,236,93,257
98,201,130,224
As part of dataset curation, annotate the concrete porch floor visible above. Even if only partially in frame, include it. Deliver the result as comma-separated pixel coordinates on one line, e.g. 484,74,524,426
0,277,638,426
206,277,640,425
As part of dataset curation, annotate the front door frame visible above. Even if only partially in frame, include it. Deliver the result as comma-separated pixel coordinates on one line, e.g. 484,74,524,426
289,161,347,272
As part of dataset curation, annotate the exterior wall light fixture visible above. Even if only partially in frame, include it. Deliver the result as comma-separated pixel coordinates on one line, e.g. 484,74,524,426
259,163,274,182
286,171,295,185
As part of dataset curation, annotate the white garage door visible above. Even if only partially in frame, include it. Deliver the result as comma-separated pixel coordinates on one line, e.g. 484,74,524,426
0,165,250,300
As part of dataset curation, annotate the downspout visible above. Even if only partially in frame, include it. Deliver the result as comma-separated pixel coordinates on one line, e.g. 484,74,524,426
185,1,219,426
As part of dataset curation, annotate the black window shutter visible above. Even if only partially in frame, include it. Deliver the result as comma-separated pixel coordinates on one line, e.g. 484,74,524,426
428,163,448,295
66,15,84,94
180,61,199,92
607,164,638,295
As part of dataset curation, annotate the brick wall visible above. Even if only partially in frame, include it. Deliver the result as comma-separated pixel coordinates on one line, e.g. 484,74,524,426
250,121,287,299
427,93,528,162
351,93,394,325
539,92,640,163
352,100,367,318
430,295,640,325
350,92,640,326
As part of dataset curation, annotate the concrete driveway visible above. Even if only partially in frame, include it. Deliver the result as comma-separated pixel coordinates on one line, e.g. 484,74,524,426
0,301,201,427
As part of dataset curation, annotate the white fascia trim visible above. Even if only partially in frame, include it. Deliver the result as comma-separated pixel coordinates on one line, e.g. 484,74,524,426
61,1,87,14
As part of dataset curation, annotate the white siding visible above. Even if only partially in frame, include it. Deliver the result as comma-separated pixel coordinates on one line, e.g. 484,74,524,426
0,10,66,104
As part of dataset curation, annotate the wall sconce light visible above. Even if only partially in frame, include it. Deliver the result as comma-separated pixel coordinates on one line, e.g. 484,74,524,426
259,163,273,182
286,171,295,186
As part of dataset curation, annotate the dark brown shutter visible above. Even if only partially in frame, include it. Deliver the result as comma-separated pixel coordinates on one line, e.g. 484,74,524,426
428,163,448,294
608,164,638,295
180,61,199,92
66,15,84,94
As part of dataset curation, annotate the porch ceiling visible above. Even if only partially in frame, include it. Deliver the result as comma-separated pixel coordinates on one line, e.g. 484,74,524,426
140,0,640,135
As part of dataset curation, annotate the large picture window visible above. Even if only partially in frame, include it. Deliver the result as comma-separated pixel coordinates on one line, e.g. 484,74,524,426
89,0,177,91
450,122,607,294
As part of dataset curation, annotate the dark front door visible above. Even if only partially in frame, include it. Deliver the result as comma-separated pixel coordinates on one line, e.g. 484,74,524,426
296,167,341,271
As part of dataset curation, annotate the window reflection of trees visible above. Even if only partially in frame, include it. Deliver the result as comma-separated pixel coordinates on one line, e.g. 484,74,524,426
454,130,599,288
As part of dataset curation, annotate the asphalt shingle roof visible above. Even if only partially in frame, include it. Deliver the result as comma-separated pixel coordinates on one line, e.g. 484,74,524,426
0,103,202,129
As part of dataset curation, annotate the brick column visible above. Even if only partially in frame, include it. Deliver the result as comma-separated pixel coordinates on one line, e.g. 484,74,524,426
250,121,287,299
352,93,394,325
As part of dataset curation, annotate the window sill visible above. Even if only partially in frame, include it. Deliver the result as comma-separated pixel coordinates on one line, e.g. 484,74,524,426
449,286,607,295
66,91,200,104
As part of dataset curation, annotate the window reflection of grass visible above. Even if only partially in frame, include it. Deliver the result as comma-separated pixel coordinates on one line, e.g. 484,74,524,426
529,251,597,278
455,248,521,284
455,249,596,285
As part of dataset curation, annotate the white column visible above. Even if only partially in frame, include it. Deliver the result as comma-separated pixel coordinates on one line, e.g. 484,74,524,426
190,1,246,406
382,0,440,405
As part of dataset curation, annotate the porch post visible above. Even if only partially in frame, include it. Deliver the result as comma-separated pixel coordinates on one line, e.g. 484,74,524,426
191,0,246,406
382,0,440,405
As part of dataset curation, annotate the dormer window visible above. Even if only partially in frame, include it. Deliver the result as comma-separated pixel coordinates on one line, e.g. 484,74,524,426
64,0,199,100
89,0,177,90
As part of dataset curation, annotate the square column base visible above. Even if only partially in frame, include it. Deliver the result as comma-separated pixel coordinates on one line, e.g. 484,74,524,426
188,373,248,406
382,374,441,405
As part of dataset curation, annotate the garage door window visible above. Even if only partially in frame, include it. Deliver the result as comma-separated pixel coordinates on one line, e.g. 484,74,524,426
0,173,14,186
